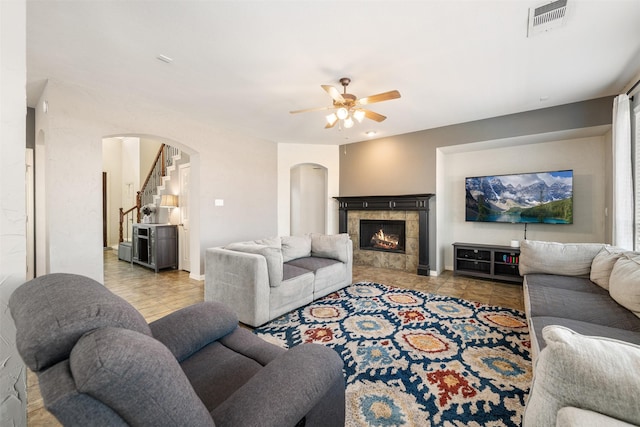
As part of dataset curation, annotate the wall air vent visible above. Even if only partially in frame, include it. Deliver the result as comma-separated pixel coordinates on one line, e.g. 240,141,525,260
527,0,568,38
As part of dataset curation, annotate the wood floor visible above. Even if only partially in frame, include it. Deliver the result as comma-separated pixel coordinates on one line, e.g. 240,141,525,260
27,249,524,426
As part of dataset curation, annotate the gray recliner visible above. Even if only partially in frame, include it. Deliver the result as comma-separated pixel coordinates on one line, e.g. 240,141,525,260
9,273,345,426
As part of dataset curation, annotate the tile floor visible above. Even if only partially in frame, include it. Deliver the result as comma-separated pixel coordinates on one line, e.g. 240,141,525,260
26,250,524,426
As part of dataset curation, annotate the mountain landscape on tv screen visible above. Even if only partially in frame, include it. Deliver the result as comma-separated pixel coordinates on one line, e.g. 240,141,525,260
465,171,573,224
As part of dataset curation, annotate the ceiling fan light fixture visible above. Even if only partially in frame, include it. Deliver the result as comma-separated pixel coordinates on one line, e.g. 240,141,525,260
290,78,400,131
343,117,354,129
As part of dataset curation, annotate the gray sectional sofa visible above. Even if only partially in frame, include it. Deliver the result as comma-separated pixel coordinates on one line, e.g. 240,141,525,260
519,240,640,426
519,240,640,361
205,233,353,327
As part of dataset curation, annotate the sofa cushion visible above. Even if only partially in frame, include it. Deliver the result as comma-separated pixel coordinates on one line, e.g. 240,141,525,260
287,257,347,294
590,246,628,290
225,242,284,287
529,316,640,355
525,273,609,294
9,273,151,372
610,254,640,319
519,240,604,277
523,326,640,427
71,327,213,426
281,235,312,262
310,233,351,263
180,340,264,412
286,256,341,273
526,285,640,330
283,263,313,281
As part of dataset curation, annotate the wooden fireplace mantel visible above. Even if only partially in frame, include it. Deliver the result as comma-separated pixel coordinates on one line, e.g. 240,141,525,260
334,194,434,276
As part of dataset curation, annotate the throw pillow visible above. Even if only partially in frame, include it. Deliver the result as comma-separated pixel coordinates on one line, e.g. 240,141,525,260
523,325,640,427
253,236,282,248
225,242,284,287
590,246,627,290
310,233,351,263
281,235,312,262
609,254,640,319
518,240,605,277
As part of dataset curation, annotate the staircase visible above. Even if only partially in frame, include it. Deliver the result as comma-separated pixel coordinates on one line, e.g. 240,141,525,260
118,144,182,244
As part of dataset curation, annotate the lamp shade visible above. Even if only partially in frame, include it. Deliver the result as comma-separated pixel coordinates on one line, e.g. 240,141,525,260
160,194,178,208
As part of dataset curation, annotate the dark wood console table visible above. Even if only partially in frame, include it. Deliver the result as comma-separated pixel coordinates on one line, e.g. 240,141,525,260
132,224,178,272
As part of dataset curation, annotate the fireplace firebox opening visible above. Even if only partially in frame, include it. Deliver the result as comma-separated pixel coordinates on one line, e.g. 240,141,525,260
360,219,406,253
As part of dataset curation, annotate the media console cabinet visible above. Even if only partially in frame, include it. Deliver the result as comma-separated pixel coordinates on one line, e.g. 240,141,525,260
453,242,522,284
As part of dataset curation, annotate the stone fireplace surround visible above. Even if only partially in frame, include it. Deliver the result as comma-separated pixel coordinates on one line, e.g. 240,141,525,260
334,194,434,275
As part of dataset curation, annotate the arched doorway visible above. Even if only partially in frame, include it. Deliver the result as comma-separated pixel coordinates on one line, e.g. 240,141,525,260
290,163,328,235
102,135,194,273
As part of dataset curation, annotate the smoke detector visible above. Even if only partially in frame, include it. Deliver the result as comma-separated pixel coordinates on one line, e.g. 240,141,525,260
527,0,568,37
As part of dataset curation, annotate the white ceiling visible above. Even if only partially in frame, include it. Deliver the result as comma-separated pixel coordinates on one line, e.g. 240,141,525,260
26,0,640,145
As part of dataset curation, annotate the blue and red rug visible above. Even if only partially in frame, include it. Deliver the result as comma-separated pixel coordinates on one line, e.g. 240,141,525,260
254,282,531,426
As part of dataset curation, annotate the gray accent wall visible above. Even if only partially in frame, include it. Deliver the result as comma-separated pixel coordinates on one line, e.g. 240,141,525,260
339,96,615,273
340,97,613,196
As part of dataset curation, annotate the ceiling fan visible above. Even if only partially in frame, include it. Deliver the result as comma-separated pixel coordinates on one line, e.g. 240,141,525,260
290,77,401,129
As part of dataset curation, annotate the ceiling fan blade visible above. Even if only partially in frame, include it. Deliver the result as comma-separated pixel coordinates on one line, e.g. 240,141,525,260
357,90,401,105
290,105,333,114
321,85,346,103
324,120,338,129
363,110,387,122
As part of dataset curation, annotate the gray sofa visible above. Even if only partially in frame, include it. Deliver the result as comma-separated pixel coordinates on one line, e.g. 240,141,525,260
9,273,346,427
519,240,640,426
205,233,353,327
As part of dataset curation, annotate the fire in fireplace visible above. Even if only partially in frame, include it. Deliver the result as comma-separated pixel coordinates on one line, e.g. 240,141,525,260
360,220,406,253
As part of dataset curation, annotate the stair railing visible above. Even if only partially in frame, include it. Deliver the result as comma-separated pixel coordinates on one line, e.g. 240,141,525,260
119,191,141,243
140,144,167,207
118,144,180,243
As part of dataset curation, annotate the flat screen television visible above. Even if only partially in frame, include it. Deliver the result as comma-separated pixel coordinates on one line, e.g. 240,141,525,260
465,170,573,224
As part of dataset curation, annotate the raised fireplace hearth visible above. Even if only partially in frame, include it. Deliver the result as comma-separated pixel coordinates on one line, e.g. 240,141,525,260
360,219,406,253
334,194,434,275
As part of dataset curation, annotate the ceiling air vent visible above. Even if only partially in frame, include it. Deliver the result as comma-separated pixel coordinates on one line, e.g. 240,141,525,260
527,0,568,37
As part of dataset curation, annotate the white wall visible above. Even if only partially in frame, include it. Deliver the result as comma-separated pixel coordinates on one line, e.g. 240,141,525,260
34,79,278,281
102,138,123,247
290,164,327,235
122,137,141,206
438,133,607,271
0,1,27,424
277,143,339,236
139,137,162,185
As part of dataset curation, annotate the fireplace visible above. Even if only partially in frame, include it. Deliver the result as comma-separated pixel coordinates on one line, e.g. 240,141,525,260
360,220,406,253
335,194,434,275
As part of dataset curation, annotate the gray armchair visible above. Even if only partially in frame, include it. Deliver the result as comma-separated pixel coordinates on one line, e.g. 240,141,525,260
9,273,345,426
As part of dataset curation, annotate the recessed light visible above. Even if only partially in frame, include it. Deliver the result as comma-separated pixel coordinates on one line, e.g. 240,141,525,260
365,131,377,137
156,54,173,64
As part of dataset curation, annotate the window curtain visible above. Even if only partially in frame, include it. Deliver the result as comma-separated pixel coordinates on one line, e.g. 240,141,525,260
612,94,633,250
634,103,640,251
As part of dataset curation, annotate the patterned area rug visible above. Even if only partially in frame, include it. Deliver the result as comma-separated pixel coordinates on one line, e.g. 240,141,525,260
254,282,531,427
